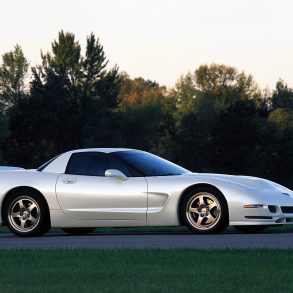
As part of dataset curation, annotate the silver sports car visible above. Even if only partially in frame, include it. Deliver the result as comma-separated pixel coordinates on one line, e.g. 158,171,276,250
0,148,293,237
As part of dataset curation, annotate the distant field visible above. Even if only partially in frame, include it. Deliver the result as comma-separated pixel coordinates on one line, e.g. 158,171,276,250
0,249,292,292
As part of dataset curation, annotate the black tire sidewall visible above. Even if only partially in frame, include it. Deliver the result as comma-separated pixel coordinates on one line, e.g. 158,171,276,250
181,186,229,234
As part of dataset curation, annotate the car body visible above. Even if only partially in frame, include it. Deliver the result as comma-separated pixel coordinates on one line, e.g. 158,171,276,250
1,148,293,236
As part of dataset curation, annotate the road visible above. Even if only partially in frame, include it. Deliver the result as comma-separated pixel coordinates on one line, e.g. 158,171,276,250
0,231,292,249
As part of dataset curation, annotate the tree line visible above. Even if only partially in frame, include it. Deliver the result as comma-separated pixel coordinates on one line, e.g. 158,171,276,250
0,31,293,188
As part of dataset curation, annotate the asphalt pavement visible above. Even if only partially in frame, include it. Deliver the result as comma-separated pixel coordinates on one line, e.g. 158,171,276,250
0,231,292,249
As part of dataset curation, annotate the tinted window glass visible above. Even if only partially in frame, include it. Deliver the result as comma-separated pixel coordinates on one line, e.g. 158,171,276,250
66,152,132,176
112,151,189,176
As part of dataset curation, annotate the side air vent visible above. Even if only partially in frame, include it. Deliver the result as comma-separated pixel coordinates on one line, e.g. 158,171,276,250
245,216,272,219
281,206,293,214
268,205,277,213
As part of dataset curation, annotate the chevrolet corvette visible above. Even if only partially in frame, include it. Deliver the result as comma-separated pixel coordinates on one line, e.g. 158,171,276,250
0,148,293,237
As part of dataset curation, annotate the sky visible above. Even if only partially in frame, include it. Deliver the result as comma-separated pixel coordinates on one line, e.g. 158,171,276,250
0,0,293,89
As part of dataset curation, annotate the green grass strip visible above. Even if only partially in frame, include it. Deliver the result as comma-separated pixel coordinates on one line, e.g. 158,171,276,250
1,224,293,234
0,249,292,292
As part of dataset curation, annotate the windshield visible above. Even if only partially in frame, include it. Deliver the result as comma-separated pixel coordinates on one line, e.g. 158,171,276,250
111,151,190,176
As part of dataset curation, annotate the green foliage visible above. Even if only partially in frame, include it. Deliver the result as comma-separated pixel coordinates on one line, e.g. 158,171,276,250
0,45,28,109
264,108,293,185
118,73,166,152
119,72,166,106
195,64,260,104
271,80,293,109
0,46,27,164
170,64,260,115
167,64,262,172
3,31,120,167
211,100,267,175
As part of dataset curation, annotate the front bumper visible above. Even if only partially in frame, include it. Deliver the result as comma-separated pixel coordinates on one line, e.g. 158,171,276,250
230,204,293,226
228,189,293,226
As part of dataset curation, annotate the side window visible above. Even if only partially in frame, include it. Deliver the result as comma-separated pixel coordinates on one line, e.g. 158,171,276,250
65,152,132,177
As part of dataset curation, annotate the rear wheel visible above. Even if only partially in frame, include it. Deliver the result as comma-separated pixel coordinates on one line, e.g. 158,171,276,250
234,225,267,233
4,191,50,237
181,187,229,234
62,228,95,235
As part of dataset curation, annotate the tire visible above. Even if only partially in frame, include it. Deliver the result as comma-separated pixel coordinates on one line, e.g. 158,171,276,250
62,228,95,235
180,186,229,234
234,225,267,233
3,190,50,237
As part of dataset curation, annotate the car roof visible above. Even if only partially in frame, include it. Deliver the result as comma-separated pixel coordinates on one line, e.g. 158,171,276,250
70,148,137,154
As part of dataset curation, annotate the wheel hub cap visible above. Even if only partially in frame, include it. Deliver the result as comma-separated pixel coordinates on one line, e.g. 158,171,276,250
20,208,31,220
199,205,209,216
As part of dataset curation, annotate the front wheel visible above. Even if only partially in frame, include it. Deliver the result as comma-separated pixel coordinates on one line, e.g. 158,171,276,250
181,187,229,234
62,228,95,235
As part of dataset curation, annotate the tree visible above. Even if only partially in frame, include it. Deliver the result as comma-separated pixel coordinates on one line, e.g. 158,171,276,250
195,64,259,101
271,80,293,110
168,93,221,171
119,72,166,106
170,64,260,114
263,108,293,187
167,72,198,114
211,99,267,175
118,74,166,153
0,45,29,110
4,31,120,167
166,64,264,174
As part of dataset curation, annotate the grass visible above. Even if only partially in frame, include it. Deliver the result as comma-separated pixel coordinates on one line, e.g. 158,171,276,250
0,226,292,292
1,224,293,235
0,249,292,292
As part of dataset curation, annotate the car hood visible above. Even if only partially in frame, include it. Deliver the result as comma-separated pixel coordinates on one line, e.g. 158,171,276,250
184,172,292,193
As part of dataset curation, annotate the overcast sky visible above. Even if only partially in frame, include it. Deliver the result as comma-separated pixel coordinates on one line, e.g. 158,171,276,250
1,0,293,89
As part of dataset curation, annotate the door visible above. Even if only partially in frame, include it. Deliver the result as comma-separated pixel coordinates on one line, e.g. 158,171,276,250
56,152,147,222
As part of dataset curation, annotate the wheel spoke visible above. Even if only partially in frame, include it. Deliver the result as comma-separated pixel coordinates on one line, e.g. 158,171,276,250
20,219,26,229
208,202,217,210
206,213,215,222
11,212,21,218
28,202,37,211
28,215,37,224
198,195,205,206
196,215,204,225
189,207,198,213
17,199,25,209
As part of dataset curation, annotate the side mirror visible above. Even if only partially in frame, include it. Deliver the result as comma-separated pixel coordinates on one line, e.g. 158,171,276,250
105,169,128,181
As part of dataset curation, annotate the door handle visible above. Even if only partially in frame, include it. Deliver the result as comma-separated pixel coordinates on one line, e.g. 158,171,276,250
62,178,77,184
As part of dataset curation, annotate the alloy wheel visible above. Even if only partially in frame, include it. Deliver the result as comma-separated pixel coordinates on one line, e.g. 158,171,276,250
185,192,221,230
8,196,41,233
